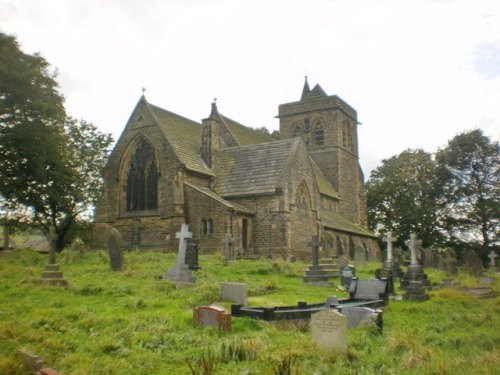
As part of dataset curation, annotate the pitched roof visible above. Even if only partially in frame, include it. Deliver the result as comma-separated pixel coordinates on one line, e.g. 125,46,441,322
320,211,377,238
147,102,214,176
301,76,311,100
214,138,300,197
184,182,254,214
311,159,340,199
219,114,275,146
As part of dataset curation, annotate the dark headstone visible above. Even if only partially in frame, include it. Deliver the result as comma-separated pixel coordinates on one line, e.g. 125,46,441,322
349,278,389,305
400,264,429,290
107,228,123,271
444,250,458,276
422,248,436,268
375,268,395,295
185,239,200,270
340,265,356,289
403,280,429,301
461,250,483,276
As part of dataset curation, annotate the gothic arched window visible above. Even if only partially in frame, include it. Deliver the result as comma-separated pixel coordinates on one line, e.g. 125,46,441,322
126,140,158,211
313,122,324,145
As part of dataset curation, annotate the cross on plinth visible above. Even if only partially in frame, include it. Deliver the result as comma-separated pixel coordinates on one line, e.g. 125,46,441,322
222,232,235,261
405,233,422,266
309,236,320,266
488,251,498,268
383,231,397,264
175,224,193,265
48,225,58,264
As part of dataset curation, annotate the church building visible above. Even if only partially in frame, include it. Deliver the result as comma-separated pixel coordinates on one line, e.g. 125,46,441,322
92,79,380,261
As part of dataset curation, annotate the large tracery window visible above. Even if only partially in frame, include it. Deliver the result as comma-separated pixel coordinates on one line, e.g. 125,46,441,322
126,140,158,211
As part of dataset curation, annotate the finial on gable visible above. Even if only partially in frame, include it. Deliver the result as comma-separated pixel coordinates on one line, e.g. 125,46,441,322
210,97,219,118
301,76,311,100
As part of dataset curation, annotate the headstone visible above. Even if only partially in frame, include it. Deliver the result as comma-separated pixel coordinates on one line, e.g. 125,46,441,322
400,233,429,290
383,231,397,268
339,306,383,330
443,250,458,276
488,251,498,271
303,236,334,285
422,248,435,269
403,280,429,301
222,232,235,263
375,268,395,295
461,249,483,276
337,255,349,269
310,310,347,353
220,282,248,305
161,224,196,283
340,265,356,289
350,278,389,304
405,233,422,267
353,245,367,266
185,239,200,270
193,305,231,332
326,295,339,307
107,228,123,271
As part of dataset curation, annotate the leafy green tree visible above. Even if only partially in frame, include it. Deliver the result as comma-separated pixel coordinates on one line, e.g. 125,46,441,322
435,129,499,259
0,31,113,250
366,149,441,247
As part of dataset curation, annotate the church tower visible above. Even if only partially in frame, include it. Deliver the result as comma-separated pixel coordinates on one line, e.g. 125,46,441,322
278,78,367,226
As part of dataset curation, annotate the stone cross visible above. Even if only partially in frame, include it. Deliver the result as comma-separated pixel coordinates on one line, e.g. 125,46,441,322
405,233,422,266
383,231,397,264
175,224,193,265
488,251,498,268
222,232,235,261
48,225,58,264
310,236,320,266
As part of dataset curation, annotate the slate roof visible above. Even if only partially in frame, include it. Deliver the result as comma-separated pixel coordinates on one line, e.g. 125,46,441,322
147,102,214,177
215,138,300,197
320,211,377,238
311,160,340,199
184,182,254,215
219,114,275,146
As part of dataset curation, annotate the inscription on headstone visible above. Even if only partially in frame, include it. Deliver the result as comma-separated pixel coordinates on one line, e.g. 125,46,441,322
310,310,347,353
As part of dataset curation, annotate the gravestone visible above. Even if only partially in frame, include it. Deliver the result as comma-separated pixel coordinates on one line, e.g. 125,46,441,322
185,239,200,270
310,310,347,353
443,250,458,276
353,245,367,266
400,233,429,290
193,305,231,332
422,248,436,269
487,250,497,271
375,268,395,296
349,278,389,305
403,280,429,301
39,226,68,287
222,232,235,263
340,265,356,289
107,228,123,271
339,306,383,330
220,282,248,305
161,224,196,283
461,249,483,276
383,231,397,268
303,236,332,285
337,255,349,269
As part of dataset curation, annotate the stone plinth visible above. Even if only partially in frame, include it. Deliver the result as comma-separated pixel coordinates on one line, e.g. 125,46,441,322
303,265,333,285
162,264,195,284
40,264,68,287
403,280,429,301
400,265,429,290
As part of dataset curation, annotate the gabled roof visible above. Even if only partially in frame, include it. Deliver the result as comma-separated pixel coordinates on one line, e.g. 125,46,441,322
311,159,340,199
321,211,377,238
214,138,300,197
303,84,327,100
184,182,254,215
219,114,275,146
146,101,214,177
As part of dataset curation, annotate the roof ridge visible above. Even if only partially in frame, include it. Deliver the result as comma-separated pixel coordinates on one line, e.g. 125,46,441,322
149,103,201,127
219,137,296,152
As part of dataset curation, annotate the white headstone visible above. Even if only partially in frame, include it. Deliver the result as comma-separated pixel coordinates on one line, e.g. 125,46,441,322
220,282,248,305
488,251,497,268
310,310,347,353
383,231,397,263
176,224,193,265
405,233,422,266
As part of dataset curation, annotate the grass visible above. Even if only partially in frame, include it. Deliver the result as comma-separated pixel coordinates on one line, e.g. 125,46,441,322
0,248,498,374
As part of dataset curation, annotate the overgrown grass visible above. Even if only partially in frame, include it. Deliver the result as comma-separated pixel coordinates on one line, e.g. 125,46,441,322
0,249,498,374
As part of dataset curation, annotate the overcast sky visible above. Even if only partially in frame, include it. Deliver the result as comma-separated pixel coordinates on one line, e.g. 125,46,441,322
1,0,499,176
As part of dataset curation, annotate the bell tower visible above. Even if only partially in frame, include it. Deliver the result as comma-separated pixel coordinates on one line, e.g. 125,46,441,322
278,78,366,225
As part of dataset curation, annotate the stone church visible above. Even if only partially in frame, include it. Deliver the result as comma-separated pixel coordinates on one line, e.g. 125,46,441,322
92,79,380,261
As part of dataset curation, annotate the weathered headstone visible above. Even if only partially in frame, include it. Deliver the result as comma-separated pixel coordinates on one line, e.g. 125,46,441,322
350,278,389,304
461,249,484,276
107,228,123,271
185,239,200,270
310,310,347,353
375,268,395,295
353,245,367,266
340,265,356,289
193,305,231,332
220,282,248,305
487,250,498,271
422,248,436,269
383,231,397,268
222,232,235,263
161,224,196,283
339,306,383,330
444,250,458,276
303,236,332,285
400,233,429,290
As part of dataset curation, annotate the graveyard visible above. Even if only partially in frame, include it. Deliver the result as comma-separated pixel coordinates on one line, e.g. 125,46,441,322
0,245,498,374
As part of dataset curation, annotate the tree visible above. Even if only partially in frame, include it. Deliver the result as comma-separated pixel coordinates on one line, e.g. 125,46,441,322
0,31,113,250
435,129,499,260
366,149,441,248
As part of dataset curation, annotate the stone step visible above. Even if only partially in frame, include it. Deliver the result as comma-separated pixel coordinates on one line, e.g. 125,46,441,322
40,279,68,287
42,271,63,279
44,264,61,271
